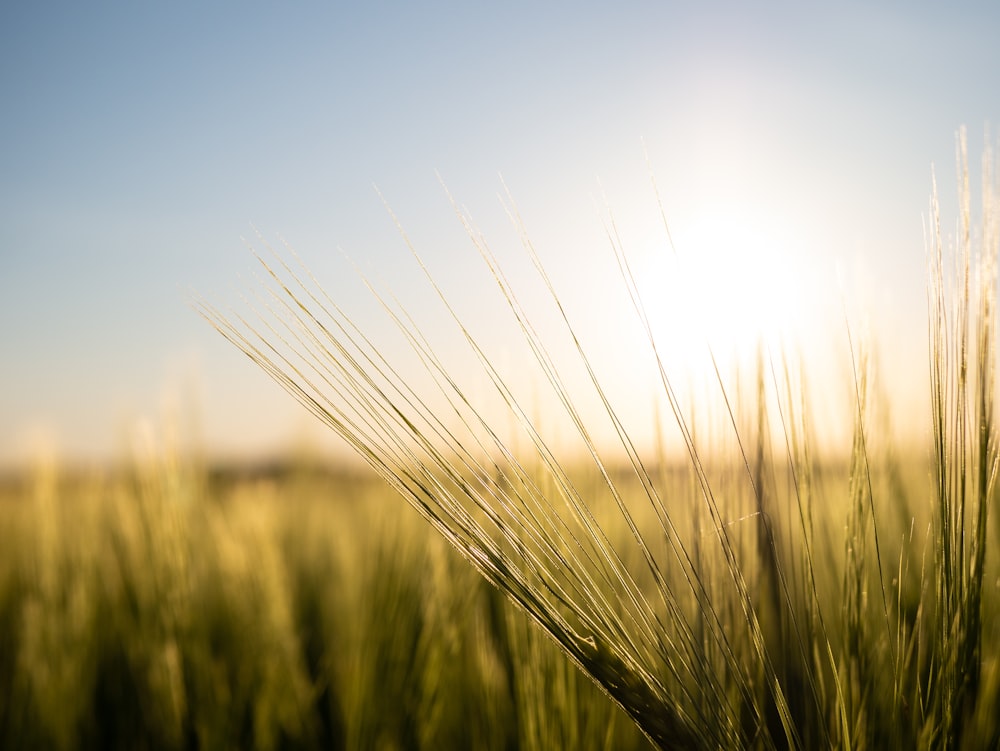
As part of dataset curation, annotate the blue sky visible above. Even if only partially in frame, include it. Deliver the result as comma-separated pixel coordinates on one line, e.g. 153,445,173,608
2,2,999,466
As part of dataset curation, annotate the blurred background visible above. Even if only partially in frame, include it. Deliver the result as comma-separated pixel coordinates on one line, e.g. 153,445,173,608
3,1,999,470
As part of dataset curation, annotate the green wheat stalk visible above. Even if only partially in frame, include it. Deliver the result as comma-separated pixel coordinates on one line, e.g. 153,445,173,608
200,134,997,748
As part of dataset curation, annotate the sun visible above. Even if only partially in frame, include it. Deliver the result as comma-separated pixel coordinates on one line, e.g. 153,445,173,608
630,206,810,377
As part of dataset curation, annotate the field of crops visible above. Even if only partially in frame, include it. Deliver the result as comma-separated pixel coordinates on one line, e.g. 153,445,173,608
0,459,656,750
1,432,997,750
4,141,999,750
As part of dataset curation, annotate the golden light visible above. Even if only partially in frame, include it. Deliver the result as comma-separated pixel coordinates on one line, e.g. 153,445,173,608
632,204,811,377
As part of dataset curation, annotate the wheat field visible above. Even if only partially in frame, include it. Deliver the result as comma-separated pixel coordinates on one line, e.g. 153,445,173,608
3,136,1000,750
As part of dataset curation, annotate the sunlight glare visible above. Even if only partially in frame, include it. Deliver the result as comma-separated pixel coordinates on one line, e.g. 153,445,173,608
633,206,809,375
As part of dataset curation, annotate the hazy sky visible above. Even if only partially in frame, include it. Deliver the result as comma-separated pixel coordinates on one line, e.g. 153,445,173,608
2,2,999,467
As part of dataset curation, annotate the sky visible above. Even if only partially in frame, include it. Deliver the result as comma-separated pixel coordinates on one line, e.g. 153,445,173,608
2,1,999,468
